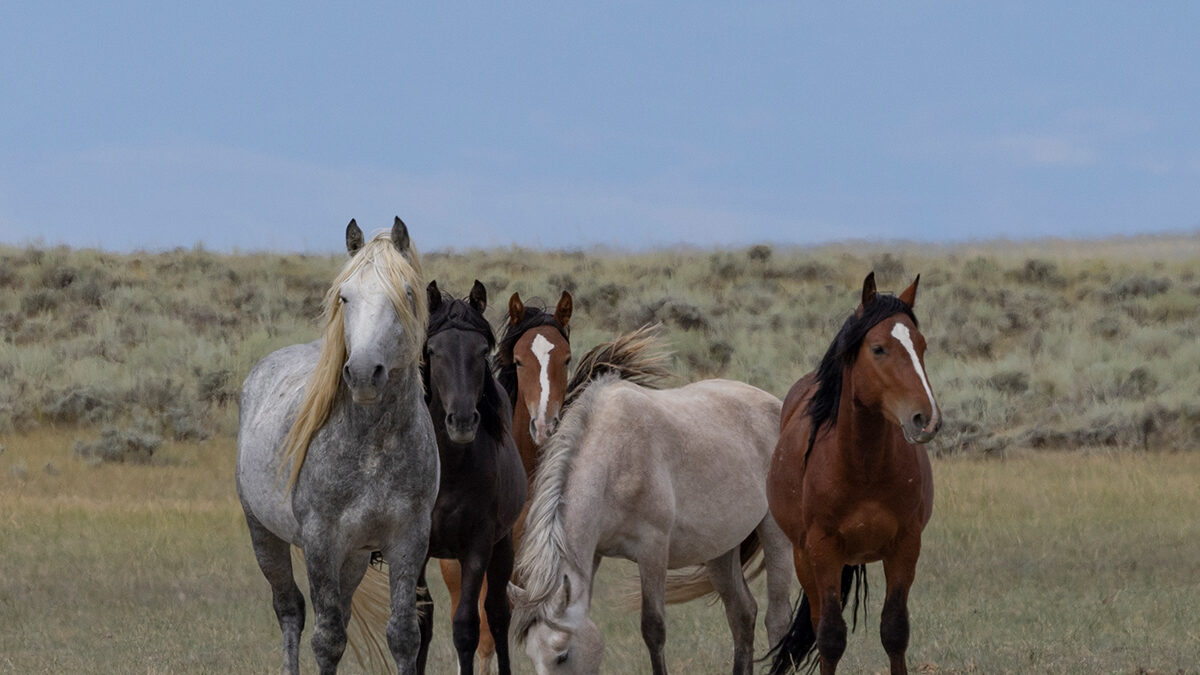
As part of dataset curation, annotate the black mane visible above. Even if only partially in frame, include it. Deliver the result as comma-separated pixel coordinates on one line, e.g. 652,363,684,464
493,302,569,406
805,294,918,457
422,293,507,441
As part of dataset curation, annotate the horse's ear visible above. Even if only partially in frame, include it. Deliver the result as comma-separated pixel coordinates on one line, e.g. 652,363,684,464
507,581,526,604
391,216,412,256
861,271,877,308
557,574,572,613
469,279,487,313
508,292,525,326
554,291,573,328
346,219,364,256
898,274,920,309
426,280,442,313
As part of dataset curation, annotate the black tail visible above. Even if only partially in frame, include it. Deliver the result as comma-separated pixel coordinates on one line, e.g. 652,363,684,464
763,565,868,675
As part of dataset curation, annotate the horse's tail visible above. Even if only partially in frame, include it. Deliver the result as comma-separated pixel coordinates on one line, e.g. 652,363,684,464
618,530,765,609
290,547,396,674
563,323,671,408
346,559,395,674
764,564,868,675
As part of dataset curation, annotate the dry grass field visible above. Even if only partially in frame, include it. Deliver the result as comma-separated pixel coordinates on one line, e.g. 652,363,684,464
1,234,1198,672
1,432,1197,673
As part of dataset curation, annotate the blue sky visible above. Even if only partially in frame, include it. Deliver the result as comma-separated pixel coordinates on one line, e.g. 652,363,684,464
2,2,1198,252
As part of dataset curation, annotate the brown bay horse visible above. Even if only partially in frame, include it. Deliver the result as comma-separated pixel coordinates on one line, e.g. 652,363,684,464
439,290,573,671
766,272,941,675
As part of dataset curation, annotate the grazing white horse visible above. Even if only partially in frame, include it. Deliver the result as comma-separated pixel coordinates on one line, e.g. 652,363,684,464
236,218,438,674
509,330,793,675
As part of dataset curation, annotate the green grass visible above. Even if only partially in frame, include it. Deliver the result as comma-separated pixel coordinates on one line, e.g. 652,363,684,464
2,430,1197,673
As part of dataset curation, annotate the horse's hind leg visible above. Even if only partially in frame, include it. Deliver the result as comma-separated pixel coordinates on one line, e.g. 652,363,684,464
483,534,515,675
243,512,304,675
880,536,920,675
636,549,670,675
416,563,434,674
705,547,757,675
757,514,795,646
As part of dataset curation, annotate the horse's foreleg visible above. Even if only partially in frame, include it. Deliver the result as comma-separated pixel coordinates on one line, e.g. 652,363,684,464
303,543,350,675
636,551,670,675
244,513,305,675
881,536,920,675
338,552,371,628
483,535,515,675
806,538,847,675
705,547,757,675
452,550,490,675
385,522,432,675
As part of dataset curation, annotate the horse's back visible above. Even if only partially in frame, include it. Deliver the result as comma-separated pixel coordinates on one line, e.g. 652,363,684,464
588,378,780,565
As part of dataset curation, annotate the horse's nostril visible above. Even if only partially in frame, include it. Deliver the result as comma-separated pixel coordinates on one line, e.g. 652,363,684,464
912,413,926,429
342,364,352,382
470,410,480,426
371,364,385,384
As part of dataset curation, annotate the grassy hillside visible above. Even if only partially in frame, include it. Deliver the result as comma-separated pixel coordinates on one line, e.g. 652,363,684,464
1,234,1197,461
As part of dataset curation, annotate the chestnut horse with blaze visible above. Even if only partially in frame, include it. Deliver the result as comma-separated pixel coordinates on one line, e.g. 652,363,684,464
439,290,573,671
766,272,941,675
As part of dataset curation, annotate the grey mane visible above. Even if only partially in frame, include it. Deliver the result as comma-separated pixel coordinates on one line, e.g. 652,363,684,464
511,373,617,643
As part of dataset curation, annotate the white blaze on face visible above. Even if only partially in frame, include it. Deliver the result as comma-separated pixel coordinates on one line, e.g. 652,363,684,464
531,333,555,426
890,322,937,419
342,275,397,364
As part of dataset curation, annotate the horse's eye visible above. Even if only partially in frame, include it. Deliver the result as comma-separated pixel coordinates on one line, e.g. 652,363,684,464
338,295,348,305
555,651,569,665
515,359,524,368
871,345,885,356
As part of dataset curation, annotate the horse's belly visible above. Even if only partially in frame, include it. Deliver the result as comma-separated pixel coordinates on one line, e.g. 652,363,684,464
236,460,302,543
837,502,899,565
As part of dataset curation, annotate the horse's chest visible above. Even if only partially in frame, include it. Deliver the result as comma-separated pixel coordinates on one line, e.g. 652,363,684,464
835,501,900,564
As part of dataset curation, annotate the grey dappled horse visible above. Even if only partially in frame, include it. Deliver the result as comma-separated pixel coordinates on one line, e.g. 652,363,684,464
509,329,794,675
236,219,438,674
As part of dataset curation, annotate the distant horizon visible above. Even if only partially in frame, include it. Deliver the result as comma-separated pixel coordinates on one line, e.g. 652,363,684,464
3,226,1196,258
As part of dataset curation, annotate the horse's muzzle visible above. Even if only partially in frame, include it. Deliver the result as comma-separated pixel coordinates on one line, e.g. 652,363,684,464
903,412,942,444
446,411,480,445
530,414,560,446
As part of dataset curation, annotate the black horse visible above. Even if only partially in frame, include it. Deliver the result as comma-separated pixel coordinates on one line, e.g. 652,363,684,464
415,280,526,674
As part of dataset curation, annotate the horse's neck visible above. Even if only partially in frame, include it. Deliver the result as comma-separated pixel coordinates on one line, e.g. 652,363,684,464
511,396,538,482
835,373,904,476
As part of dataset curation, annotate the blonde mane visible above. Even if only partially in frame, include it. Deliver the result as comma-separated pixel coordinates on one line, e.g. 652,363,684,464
279,232,427,491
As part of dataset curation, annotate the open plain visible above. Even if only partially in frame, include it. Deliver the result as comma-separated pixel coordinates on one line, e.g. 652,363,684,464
1,236,1198,672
